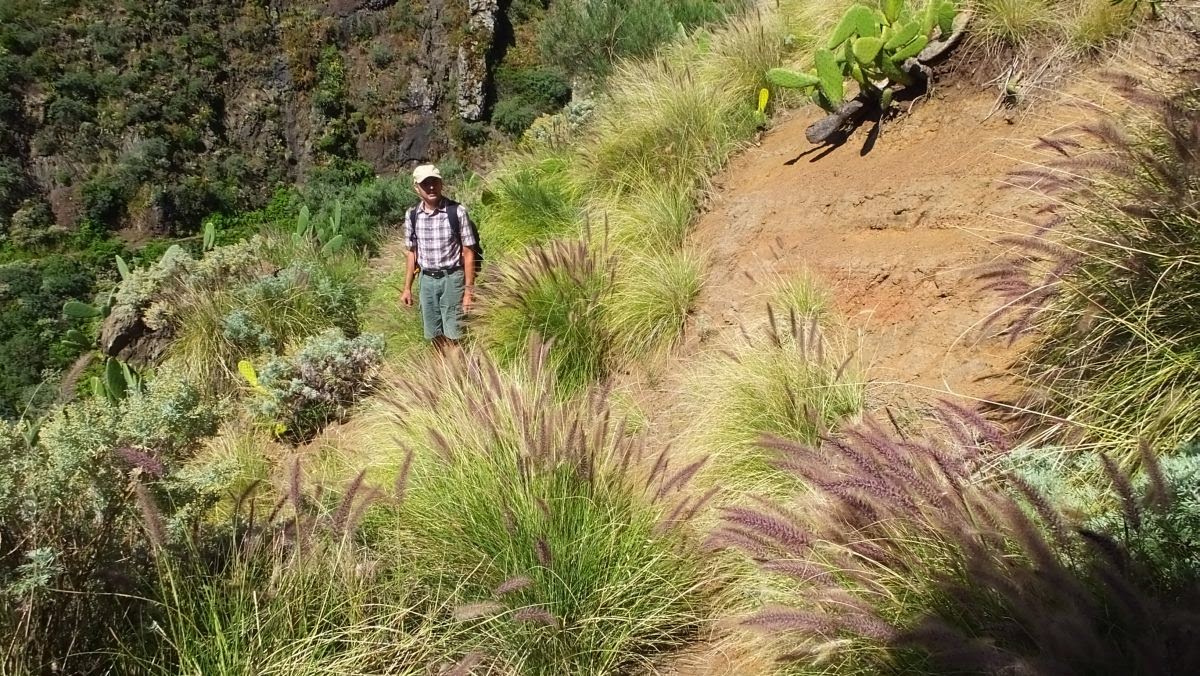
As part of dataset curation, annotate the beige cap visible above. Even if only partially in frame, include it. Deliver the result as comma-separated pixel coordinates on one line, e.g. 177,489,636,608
412,164,442,183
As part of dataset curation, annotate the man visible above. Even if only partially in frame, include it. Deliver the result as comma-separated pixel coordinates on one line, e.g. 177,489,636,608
401,164,479,351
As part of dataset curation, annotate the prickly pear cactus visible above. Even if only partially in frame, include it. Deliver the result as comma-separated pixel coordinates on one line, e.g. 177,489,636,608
764,0,964,143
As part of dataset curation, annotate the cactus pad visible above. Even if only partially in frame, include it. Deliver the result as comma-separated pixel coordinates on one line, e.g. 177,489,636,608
827,5,876,48
882,0,904,23
884,20,921,50
853,37,884,64
890,34,929,62
766,68,821,90
814,49,844,106
63,300,100,319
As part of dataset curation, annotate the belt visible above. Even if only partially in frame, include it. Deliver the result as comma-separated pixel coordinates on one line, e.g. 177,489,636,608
421,265,462,279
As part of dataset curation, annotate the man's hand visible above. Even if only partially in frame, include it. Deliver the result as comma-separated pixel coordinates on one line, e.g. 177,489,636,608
401,288,413,307
462,288,474,314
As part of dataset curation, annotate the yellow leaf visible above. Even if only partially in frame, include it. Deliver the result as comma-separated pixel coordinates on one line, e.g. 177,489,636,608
757,88,770,114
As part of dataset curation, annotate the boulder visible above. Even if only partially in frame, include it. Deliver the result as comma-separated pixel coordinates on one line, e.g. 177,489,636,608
99,305,171,365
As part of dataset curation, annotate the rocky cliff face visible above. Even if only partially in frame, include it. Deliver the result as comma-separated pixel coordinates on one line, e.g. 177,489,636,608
456,0,502,122
0,0,499,240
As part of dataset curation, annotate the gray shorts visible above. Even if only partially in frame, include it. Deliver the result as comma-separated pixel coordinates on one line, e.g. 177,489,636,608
418,269,465,340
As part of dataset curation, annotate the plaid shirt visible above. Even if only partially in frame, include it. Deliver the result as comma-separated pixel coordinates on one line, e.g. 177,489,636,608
404,199,478,270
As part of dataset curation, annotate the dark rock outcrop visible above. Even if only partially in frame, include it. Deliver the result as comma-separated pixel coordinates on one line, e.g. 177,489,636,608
99,306,171,366
456,0,500,122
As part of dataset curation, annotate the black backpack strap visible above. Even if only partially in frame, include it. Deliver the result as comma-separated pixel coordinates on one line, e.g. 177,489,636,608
444,199,461,241
406,206,419,270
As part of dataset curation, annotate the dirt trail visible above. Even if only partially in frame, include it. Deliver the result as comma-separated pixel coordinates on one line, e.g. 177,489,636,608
639,65,1114,676
654,79,1106,416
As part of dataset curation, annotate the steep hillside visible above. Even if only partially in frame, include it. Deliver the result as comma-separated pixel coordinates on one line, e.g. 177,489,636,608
0,0,745,419
0,0,492,240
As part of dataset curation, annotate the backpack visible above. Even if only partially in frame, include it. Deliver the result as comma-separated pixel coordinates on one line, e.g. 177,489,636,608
408,199,484,275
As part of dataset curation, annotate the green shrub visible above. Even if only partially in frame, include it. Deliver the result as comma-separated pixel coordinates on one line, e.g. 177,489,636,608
111,239,260,317
155,177,227,234
369,40,395,68
492,97,541,136
254,329,385,442
0,157,26,217
126,236,366,394
81,170,131,226
287,171,413,255
450,119,490,148
492,65,573,137
0,255,95,419
496,66,571,111
6,197,56,247
1,372,219,672
1009,441,1200,591
522,98,598,149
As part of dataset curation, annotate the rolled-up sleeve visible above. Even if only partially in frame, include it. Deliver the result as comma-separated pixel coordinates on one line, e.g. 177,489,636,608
403,209,416,250
458,204,479,247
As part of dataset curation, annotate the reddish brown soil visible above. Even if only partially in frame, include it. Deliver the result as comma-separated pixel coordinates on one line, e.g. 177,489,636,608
678,79,1101,412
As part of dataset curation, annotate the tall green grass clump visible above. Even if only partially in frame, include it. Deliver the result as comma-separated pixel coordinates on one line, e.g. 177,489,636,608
686,310,865,494
777,0,863,50
473,152,584,260
586,54,757,195
608,247,706,362
974,0,1057,48
368,344,718,674
971,0,1151,55
474,239,614,395
123,470,463,675
539,0,748,82
984,77,1200,468
767,270,836,325
1067,0,1144,51
599,180,700,252
713,408,1200,674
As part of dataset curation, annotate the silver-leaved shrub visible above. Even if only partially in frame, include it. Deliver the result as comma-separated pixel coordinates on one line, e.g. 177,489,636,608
255,329,384,442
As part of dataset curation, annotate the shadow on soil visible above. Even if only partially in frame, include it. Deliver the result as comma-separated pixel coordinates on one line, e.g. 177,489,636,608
785,82,929,163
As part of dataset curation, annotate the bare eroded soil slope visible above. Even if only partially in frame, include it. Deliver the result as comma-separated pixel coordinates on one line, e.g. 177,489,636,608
678,79,1108,411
